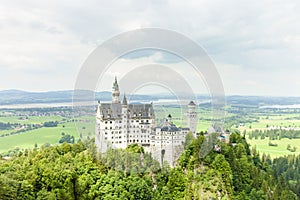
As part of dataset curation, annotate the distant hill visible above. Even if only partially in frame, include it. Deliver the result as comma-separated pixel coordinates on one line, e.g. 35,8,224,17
0,89,299,106
0,90,74,105
226,95,300,107
0,90,159,105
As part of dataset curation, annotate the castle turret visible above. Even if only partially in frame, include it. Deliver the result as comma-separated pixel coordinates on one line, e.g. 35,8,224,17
122,94,127,106
95,100,104,153
122,94,128,147
122,94,128,114
112,77,120,103
96,100,102,119
167,114,172,123
187,101,198,135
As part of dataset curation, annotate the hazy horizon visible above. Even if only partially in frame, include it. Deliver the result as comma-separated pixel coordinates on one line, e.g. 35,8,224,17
2,88,300,98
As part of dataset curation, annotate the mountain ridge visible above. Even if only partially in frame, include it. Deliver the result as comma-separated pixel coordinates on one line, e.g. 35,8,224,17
0,89,300,106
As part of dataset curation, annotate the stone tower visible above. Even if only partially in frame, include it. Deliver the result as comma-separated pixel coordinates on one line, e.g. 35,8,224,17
112,77,120,103
122,95,128,129
121,94,128,147
187,101,198,134
95,100,107,153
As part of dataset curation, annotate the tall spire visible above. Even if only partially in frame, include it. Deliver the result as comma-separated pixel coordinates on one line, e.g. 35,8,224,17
113,76,119,90
112,76,120,103
122,94,128,105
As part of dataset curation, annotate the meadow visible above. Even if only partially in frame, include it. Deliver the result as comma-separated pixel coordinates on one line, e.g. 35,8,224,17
0,114,95,154
0,115,64,124
234,111,300,158
237,114,300,130
246,137,300,159
1,104,300,159
0,106,212,155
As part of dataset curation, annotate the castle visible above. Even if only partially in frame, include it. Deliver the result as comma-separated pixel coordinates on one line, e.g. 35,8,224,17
95,77,198,165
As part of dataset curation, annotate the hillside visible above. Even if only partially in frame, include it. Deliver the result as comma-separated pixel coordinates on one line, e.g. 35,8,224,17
0,133,299,199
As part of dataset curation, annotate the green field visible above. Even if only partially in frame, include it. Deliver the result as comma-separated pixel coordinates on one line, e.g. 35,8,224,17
246,137,300,159
2,104,300,159
0,116,95,154
236,114,300,131
232,112,300,159
0,106,214,155
0,115,64,124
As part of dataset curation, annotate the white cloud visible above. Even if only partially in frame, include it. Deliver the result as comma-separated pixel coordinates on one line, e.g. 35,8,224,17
0,0,299,95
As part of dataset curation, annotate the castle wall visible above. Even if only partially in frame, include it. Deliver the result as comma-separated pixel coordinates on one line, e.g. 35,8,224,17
95,78,197,167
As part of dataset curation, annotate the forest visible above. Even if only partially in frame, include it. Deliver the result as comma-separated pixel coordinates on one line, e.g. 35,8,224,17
0,132,299,199
249,129,300,140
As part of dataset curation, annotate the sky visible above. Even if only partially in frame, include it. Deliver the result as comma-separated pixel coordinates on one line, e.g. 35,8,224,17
0,0,299,96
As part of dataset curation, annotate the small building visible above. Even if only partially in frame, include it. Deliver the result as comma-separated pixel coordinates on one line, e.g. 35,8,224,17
150,114,189,166
208,125,230,144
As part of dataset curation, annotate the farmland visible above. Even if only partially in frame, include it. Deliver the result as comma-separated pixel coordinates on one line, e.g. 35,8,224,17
246,137,300,159
1,100,300,159
230,107,300,158
0,107,95,155
0,104,214,155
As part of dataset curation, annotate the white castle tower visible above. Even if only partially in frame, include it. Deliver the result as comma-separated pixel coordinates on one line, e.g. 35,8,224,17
121,94,128,147
112,76,120,103
187,101,198,135
96,100,108,153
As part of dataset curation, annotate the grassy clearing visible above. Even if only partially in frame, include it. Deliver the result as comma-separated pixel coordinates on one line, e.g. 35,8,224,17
0,116,64,125
0,117,95,153
0,129,13,136
235,116,300,131
0,124,75,153
0,106,213,153
231,112,300,159
246,137,300,159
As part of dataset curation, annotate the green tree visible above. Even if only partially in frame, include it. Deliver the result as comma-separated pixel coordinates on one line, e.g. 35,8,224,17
184,132,195,149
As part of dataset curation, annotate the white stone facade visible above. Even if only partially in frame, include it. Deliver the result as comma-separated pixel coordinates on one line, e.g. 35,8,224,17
187,101,197,135
95,78,198,165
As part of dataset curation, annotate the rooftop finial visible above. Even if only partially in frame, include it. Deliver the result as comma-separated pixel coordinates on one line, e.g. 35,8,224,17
113,76,119,90
122,93,128,105
188,101,196,106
